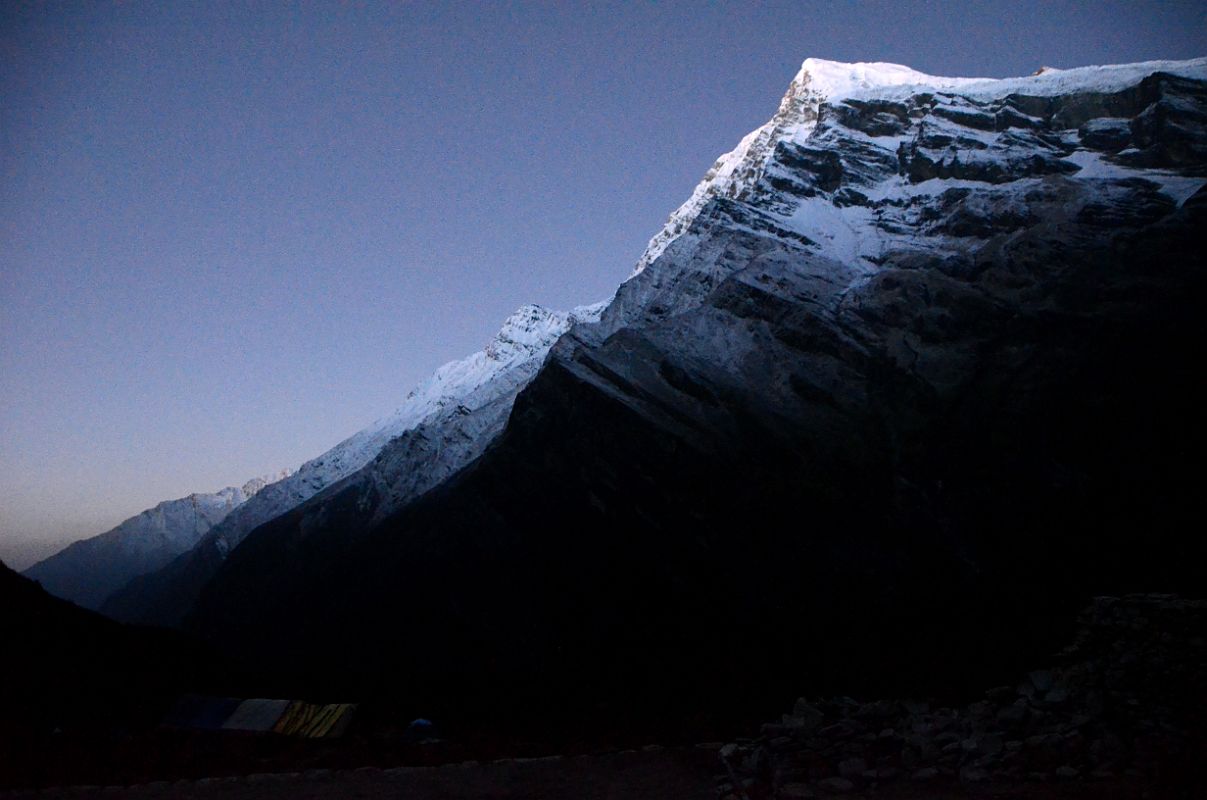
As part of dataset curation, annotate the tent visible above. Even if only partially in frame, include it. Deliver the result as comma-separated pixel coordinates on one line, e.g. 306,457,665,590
162,695,355,737
220,698,290,732
273,702,356,738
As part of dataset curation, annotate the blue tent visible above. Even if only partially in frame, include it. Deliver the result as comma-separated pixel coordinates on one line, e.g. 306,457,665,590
221,698,290,732
162,695,241,730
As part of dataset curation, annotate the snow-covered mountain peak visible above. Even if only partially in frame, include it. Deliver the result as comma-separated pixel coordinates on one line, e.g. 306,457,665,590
630,56,1207,279
485,304,571,360
240,470,292,498
486,302,608,360
792,58,974,101
630,59,976,276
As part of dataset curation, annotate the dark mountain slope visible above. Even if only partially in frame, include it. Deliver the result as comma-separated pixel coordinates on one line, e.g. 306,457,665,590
0,560,234,749
192,200,1206,723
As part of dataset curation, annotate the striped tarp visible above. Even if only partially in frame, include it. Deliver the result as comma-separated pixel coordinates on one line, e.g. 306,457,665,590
272,702,356,738
162,695,355,737
221,698,290,732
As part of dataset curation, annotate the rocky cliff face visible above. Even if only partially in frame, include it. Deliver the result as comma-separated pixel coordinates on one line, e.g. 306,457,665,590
184,57,1207,723
631,59,983,275
21,477,281,611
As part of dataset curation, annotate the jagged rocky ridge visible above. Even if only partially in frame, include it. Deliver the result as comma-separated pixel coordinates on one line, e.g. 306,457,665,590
21,476,284,611
632,59,984,275
102,303,602,626
168,57,1206,725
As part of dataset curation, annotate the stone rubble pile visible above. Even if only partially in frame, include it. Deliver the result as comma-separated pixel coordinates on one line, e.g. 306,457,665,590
718,594,1207,798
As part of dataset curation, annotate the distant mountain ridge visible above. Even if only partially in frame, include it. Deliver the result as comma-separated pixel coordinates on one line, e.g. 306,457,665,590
22,473,288,611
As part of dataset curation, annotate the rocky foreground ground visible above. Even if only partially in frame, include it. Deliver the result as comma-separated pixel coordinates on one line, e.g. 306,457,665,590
0,746,1179,800
3,594,1202,799
0,749,721,799
719,594,1207,799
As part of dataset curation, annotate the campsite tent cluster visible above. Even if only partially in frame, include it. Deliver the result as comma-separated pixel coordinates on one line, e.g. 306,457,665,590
164,695,355,738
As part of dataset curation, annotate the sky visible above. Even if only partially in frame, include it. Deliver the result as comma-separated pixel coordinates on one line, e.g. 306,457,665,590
2,1,1204,570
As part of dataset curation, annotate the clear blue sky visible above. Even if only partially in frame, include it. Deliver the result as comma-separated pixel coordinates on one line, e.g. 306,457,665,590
2,1,1204,569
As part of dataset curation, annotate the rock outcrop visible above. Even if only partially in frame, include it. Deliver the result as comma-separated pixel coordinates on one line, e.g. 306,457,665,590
719,594,1207,798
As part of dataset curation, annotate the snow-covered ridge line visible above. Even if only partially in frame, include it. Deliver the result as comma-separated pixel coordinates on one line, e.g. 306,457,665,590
848,56,1207,103
197,301,606,559
317,301,606,480
102,300,606,624
631,56,1207,277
